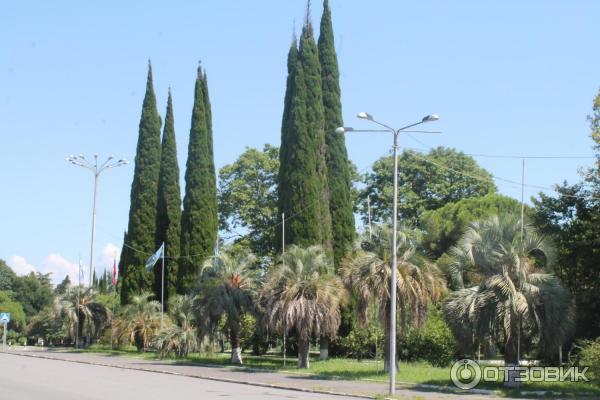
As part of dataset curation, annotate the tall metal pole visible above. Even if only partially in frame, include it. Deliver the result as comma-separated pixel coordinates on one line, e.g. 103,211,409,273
282,212,286,368
389,130,399,395
66,154,128,288
161,242,165,331
76,257,82,348
336,113,439,397
2,321,6,351
520,159,525,242
89,159,99,287
518,159,525,365
367,195,373,239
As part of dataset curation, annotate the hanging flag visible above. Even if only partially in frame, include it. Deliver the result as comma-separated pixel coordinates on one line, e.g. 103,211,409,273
111,259,117,286
145,243,164,271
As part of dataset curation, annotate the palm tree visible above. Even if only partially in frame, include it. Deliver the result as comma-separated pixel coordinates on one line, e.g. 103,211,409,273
56,286,110,348
195,250,259,364
260,245,347,369
341,225,445,372
442,214,573,387
152,294,199,358
113,292,161,351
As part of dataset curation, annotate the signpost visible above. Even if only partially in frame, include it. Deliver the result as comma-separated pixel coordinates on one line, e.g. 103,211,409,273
1,313,10,351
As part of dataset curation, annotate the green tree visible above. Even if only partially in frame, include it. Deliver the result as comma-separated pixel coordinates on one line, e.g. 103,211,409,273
114,292,161,351
25,307,64,343
0,291,26,330
261,245,346,368
278,36,297,252
0,259,17,292
341,225,445,372
54,275,71,296
443,215,573,386
155,90,182,306
278,18,332,250
532,182,600,339
56,286,111,347
13,272,54,317
120,61,162,304
218,145,279,257
195,250,258,364
318,0,355,268
358,147,496,225
179,66,218,293
530,89,600,340
421,193,524,260
152,294,199,358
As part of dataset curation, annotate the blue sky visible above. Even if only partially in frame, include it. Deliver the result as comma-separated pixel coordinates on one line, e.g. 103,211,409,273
1,1,599,284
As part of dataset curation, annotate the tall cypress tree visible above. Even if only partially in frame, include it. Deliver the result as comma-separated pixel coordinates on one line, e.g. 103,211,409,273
318,0,355,268
279,14,332,249
178,65,218,293
120,61,162,304
278,36,298,249
155,89,181,306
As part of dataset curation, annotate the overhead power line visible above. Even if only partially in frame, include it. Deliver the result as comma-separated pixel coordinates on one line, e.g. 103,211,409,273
102,138,599,260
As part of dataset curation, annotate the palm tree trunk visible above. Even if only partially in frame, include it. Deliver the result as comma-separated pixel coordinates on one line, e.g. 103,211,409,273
230,328,243,365
319,336,329,361
383,299,398,373
504,326,520,388
297,338,310,368
77,311,84,348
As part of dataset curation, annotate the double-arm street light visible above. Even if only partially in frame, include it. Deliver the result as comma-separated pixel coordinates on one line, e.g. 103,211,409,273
66,154,129,287
337,112,439,395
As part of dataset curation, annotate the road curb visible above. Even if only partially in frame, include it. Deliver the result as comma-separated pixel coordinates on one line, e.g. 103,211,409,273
4,351,374,399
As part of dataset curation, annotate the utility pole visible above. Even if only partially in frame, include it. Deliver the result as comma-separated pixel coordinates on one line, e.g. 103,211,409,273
518,158,525,365
367,195,373,239
337,112,439,396
66,154,128,286
282,212,286,368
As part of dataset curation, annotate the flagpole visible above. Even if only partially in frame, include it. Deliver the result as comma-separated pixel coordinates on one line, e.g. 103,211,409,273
282,213,286,368
161,242,165,331
76,256,81,349
111,257,117,350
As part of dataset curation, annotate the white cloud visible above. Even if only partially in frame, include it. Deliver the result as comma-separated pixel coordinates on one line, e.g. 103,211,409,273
40,253,80,285
98,243,120,273
6,246,120,286
9,253,81,285
8,255,36,275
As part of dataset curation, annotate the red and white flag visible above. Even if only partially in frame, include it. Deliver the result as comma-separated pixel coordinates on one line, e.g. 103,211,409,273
111,259,117,286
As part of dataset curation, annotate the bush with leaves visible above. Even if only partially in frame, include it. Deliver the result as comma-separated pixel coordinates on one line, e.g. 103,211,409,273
402,308,457,367
578,338,600,384
152,294,199,358
113,292,161,351
335,324,383,361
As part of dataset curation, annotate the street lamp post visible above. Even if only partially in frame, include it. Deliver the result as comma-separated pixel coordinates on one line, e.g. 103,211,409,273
66,154,128,287
337,112,439,395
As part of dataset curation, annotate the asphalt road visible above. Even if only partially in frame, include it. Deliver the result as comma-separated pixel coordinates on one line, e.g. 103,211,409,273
0,353,354,400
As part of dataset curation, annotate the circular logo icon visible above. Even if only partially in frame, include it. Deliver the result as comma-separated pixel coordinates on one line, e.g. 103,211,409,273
450,359,482,390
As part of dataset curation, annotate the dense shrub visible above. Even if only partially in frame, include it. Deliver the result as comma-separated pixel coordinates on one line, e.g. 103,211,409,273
402,308,457,367
578,338,600,384
333,324,383,360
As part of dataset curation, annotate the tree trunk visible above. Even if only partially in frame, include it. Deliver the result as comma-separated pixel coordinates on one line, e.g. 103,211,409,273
230,328,243,365
319,336,329,361
504,329,520,388
76,311,84,348
382,299,398,373
297,338,310,369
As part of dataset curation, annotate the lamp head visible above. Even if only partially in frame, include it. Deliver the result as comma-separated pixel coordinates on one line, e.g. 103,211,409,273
357,112,373,120
422,114,439,123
